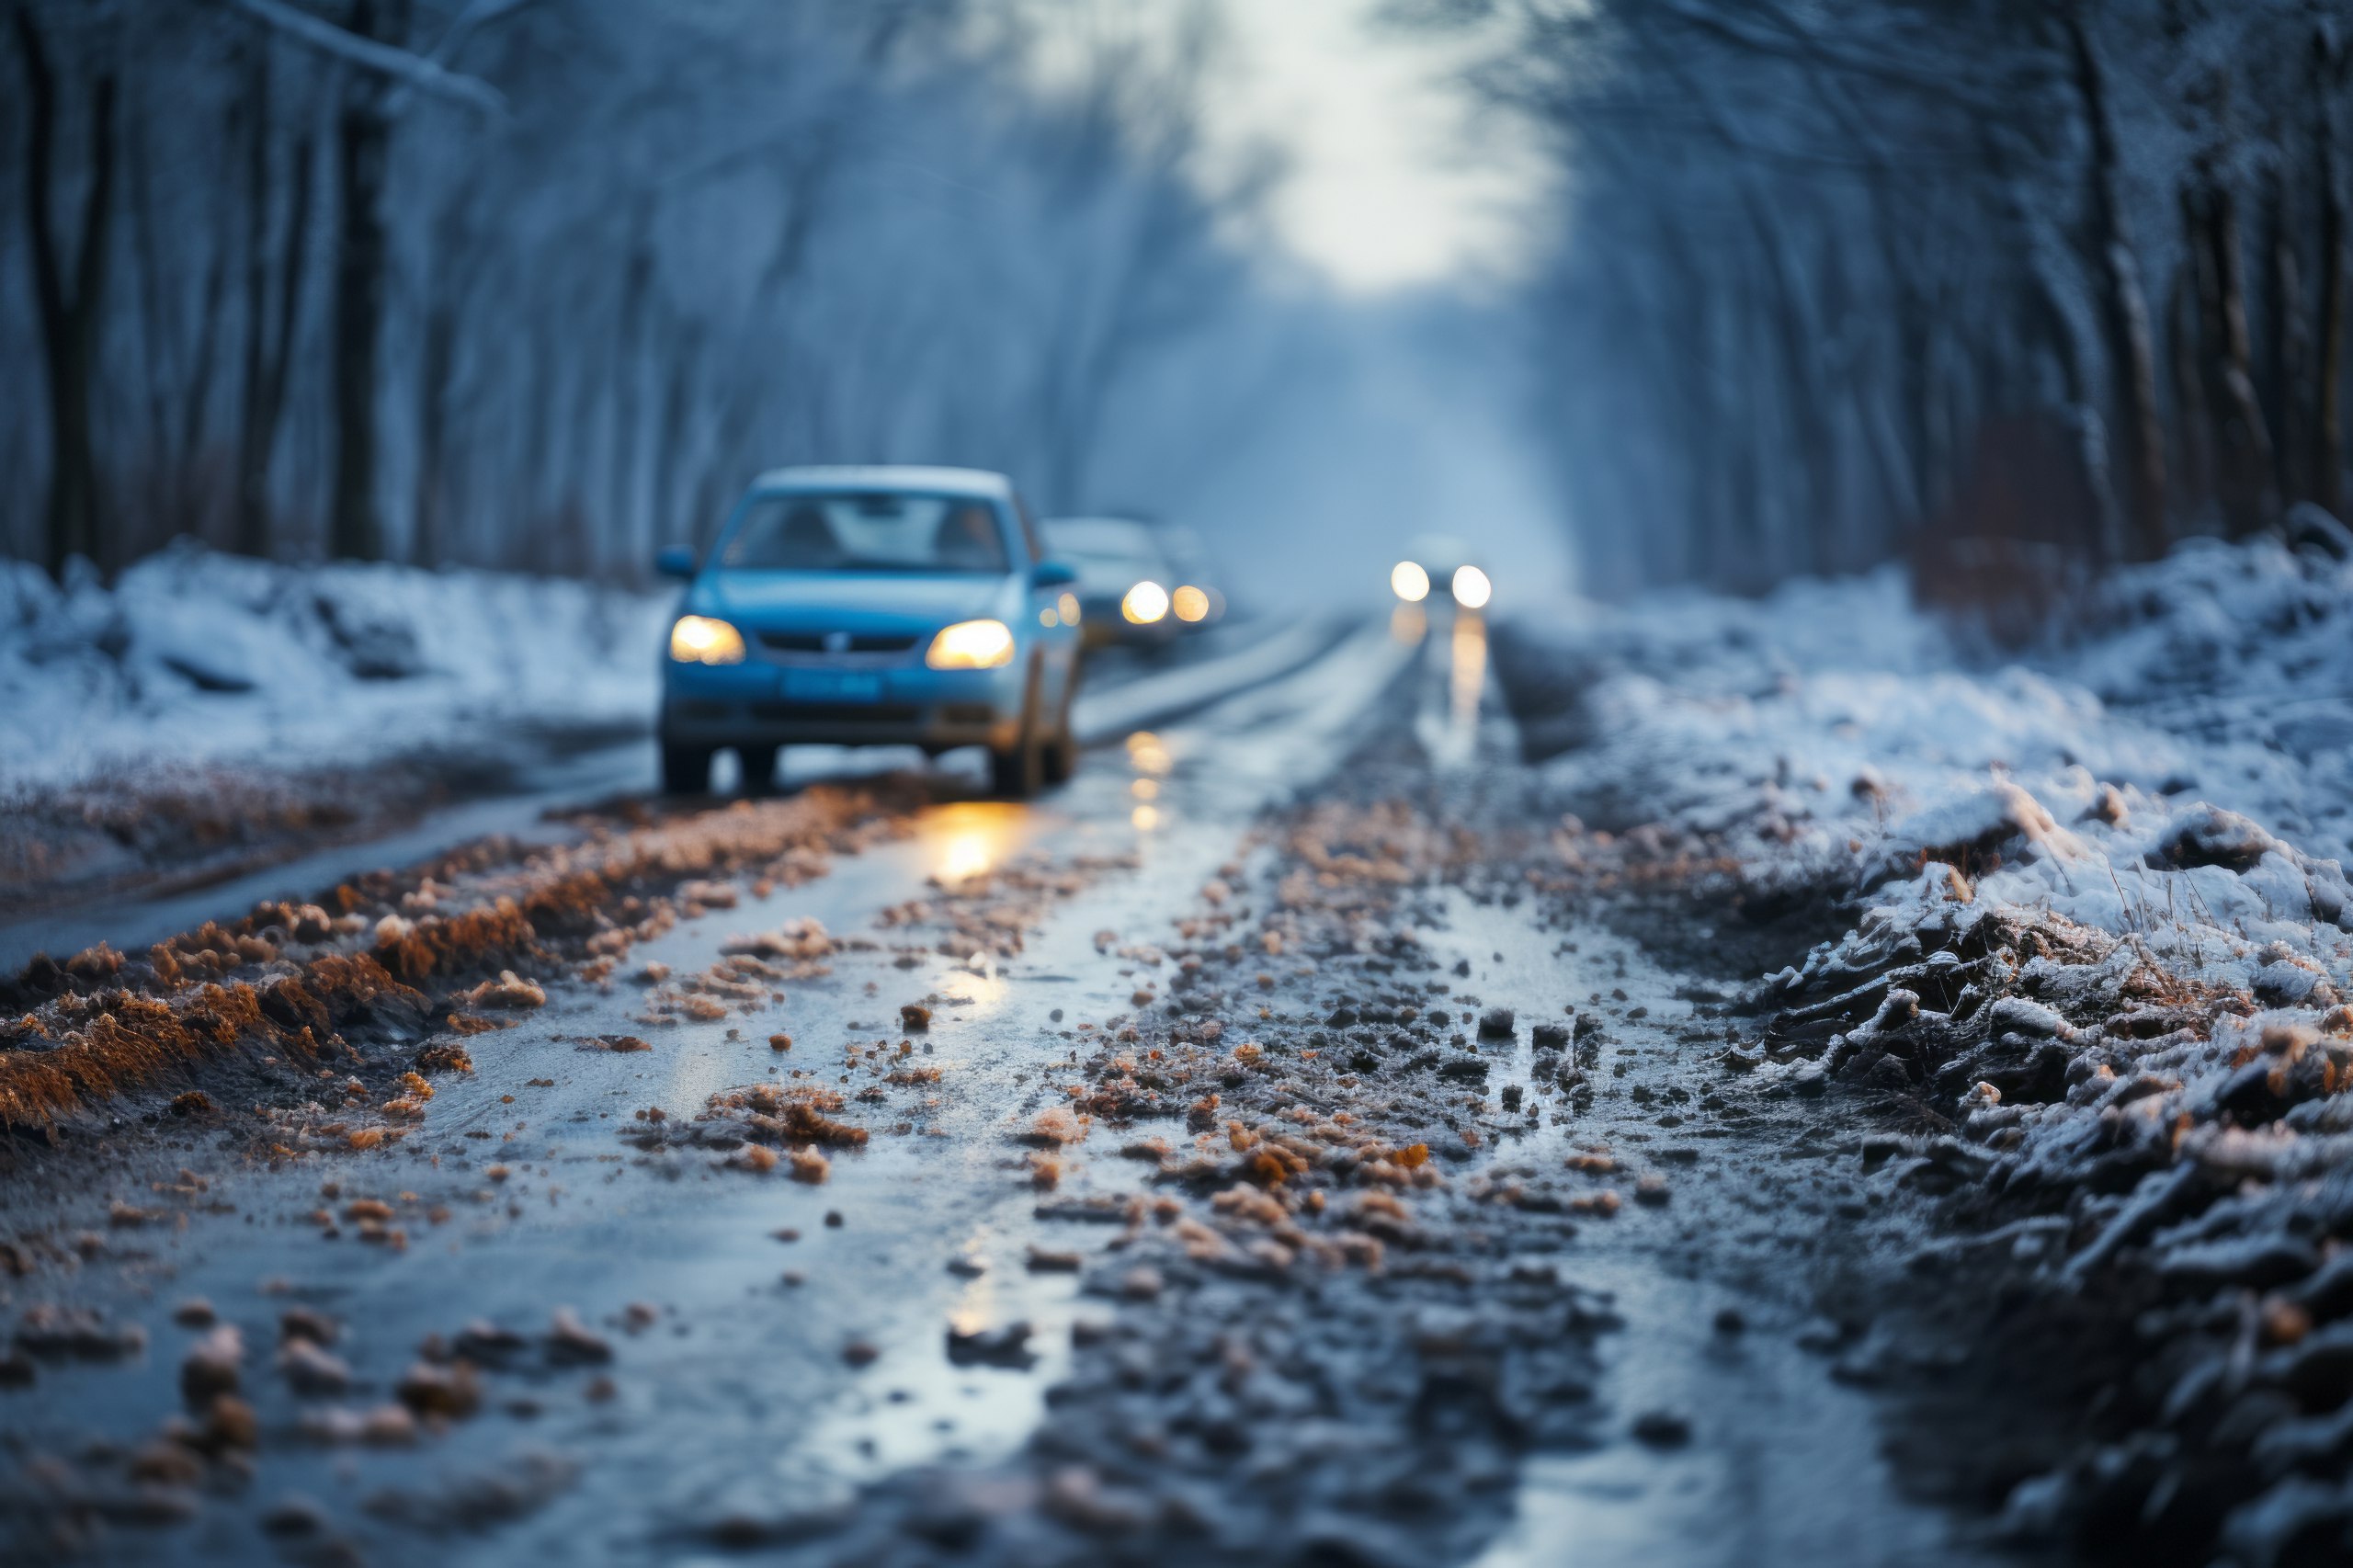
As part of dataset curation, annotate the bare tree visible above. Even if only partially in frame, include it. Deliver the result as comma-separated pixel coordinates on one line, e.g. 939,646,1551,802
14,3,116,577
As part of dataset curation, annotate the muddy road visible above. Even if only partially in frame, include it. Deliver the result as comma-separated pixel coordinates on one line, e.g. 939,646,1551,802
1,615,2047,1566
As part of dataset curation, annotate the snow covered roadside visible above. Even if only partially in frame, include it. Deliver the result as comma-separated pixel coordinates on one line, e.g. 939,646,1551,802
1,544,671,906
1494,532,2353,1562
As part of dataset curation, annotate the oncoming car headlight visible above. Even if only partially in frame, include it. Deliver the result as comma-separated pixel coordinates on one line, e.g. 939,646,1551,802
1121,581,1170,624
670,615,745,665
1390,561,1430,603
1450,564,1493,610
926,619,1016,669
1171,585,1211,623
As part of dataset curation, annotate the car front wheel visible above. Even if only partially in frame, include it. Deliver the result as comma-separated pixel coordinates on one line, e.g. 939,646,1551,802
661,743,713,795
737,744,779,794
989,728,1044,798
1040,699,1076,785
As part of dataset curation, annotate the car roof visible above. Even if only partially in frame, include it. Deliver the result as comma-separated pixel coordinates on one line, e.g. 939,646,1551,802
745,466,1017,501
1042,516,1157,538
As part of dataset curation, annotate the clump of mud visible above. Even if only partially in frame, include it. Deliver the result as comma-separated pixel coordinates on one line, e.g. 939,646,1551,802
0,786,905,1142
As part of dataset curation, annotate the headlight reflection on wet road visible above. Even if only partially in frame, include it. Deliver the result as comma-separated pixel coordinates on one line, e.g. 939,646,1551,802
1126,730,1171,834
1450,612,1488,733
926,801,1023,887
1407,608,1487,770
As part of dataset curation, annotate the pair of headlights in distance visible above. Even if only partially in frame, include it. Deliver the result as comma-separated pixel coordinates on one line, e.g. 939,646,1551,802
1390,561,1493,611
1121,581,1212,625
667,615,1017,670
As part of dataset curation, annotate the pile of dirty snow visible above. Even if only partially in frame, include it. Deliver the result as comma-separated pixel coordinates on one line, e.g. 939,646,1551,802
0,542,672,796
1495,533,2353,996
1495,529,2353,1561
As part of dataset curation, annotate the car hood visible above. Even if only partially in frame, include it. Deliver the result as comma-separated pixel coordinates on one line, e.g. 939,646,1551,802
693,572,1015,629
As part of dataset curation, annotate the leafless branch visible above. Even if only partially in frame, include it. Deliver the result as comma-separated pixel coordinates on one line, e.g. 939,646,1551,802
221,0,506,114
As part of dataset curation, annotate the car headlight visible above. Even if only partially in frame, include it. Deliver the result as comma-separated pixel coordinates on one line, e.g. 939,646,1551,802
1391,561,1430,603
926,619,1016,669
1450,564,1493,610
670,615,745,665
1057,591,1081,625
1171,585,1210,623
1121,581,1170,624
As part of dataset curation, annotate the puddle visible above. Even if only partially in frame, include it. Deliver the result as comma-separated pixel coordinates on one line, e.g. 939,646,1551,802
1472,1256,2004,1568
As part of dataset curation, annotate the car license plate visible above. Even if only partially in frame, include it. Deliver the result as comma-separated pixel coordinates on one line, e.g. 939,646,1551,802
783,668,884,704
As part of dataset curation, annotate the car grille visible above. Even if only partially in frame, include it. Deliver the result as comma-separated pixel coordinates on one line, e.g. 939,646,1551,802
750,701,920,724
756,631,922,654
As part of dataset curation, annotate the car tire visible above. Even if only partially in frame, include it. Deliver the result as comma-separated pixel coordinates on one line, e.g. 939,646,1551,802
989,727,1044,798
662,743,713,795
737,744,779,795
991,665,1047,799
1041,698,1076,786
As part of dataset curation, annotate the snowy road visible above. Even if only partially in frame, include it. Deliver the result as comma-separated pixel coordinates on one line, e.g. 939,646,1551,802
3,609,2052,1566
0,616,1345,973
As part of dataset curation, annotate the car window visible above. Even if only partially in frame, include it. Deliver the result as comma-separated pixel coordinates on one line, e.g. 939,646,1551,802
1012,494,1044,563
721,493,1012,574
1042,519,1158,562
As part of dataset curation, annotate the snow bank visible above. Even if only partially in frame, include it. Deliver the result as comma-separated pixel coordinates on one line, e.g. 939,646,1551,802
1500,536,2353,996
0,542,672,795
1495,529,2353,1561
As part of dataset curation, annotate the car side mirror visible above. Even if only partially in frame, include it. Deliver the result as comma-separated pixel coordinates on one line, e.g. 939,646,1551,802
655,545,698,581
1030,559,1078,588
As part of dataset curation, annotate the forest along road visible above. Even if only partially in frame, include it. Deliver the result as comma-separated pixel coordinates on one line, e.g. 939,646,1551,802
2,614,2035,1566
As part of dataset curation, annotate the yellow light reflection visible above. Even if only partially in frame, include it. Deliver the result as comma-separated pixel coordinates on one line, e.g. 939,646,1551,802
925,801,1021,886
1171,585,1210,623
1131,804,1162,832
1391,602,1428,645
1125,730,1171,777
1450,611,1488,730
1131,778,1159,800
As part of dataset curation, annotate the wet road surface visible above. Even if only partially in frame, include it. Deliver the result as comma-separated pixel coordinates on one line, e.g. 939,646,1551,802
1,611,2034,1565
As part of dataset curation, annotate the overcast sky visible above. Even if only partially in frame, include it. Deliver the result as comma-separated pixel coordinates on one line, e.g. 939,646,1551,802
1007,0,1540,294
1199,0,1539,292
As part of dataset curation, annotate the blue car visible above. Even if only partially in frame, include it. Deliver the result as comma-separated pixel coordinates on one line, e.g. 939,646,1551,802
656,466,1084,797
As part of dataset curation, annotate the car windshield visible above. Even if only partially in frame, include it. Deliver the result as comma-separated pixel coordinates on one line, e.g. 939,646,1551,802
1043,519,1160,564
722,492,1011,574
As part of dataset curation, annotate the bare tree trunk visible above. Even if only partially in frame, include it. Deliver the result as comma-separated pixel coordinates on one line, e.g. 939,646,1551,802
178,152,232,534
236,43,312,561
649,319,701,559
2316,28,2347,517
2193,172,2279,533
2273,165,2308,506
234,44,277,559
327,0,393,562
606,226,654,571
125,108,175,540
412,292,454,567
2063,5,2167,561
2169,232,2211,517
15,6,118,579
